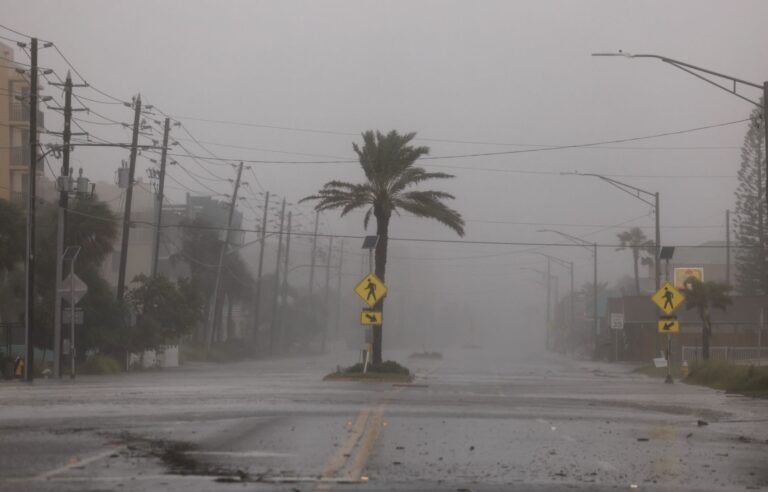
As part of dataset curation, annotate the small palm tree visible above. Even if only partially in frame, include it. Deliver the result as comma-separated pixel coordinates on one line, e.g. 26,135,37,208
616,227,655,295
682,277,732,360
301,130,465,363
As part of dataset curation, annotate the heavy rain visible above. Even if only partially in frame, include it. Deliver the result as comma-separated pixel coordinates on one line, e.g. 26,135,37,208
0,1,766,491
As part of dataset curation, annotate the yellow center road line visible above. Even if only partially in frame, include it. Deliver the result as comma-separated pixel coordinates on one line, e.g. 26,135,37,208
347,403,385,481
315,385,405,490
320,407,372,480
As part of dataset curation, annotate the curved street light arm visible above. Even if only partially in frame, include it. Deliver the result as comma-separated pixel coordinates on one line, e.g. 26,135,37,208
563,172,656,208
592,52,762,106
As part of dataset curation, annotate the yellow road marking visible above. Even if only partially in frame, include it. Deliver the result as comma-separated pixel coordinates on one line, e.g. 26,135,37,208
347,404,385,480
321,407,371,479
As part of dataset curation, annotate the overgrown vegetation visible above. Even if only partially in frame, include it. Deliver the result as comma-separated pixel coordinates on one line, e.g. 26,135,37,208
324,359,413,381
79,354,122,375
685,361,768,397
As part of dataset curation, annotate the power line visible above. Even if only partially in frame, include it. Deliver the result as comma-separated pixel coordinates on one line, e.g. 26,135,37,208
161,118,749,165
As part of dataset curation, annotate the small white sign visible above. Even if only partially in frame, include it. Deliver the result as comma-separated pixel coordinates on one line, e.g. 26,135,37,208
653,357,668,368
610,313,624,331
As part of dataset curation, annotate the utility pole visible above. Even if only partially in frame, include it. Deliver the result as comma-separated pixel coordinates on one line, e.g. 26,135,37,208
269,198,286,352
308,210,319,295
252,191,270,344
655,192,661,291
151,117,171,277
322,235,333,352
206,162,244,352
569,260,574,343
334,240,344,336
24,37,38,382
726,209,731,286
593,243,598,359
278,211,293,353
116,95,142,301
49,72,85,378
545,255,551,351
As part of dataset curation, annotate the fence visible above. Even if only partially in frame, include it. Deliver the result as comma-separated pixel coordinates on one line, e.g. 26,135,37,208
682,346,766,364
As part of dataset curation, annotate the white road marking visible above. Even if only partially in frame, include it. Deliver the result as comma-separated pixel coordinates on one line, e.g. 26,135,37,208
36,447,118,480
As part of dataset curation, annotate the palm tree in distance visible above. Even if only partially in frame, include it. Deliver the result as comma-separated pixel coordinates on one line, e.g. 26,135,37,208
616,227,655,295
682,277,732,360
301,130,465,364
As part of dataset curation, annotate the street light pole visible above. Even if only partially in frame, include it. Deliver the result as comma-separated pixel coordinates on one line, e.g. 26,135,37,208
563,172,660,291
535,252,575,352
593,51,767,221
538,229,599,359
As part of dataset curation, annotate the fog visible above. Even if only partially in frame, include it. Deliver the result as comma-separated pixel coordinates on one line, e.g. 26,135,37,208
6,0,768,356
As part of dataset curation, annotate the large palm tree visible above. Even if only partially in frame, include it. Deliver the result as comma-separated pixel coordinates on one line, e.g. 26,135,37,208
616,227,655,295
301,130,465,363
682,277,732,361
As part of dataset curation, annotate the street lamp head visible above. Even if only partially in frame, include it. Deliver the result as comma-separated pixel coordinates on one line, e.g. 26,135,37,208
592,50,633,58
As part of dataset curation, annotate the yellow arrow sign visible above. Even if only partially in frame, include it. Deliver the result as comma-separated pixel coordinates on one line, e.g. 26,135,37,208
658,316,680,333
360,310,383,325
651,281,685,315
354,273,387,307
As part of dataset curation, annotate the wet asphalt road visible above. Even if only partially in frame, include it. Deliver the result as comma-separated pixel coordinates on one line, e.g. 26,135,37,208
0,345,766,492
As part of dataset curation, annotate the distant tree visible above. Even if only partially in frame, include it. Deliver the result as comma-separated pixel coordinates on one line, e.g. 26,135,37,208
733,98,767,295
0,199,25,326
175,216,254,343
682,277,733,360
126,274,204,353
616,227,655,295
301,130,465,364
0,198,25,273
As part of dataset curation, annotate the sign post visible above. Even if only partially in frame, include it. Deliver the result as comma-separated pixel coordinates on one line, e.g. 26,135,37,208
58,247,84,379
651,281,685,384
358,236,384,372
610,313,624,362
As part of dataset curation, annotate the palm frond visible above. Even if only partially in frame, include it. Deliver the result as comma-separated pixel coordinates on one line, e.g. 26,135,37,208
393,190,465,236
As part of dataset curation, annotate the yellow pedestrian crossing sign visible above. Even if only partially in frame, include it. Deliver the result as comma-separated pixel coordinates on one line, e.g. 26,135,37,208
361,310,383,325
658,316,680,333
651,282,685,315
354,273,387,307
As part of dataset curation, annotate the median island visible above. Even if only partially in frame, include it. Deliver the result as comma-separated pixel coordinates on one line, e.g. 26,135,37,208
324,360,413,383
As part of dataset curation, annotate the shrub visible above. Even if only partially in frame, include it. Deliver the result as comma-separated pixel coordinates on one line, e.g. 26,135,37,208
686,360,768,396
341,360,410,375
79,354,121,375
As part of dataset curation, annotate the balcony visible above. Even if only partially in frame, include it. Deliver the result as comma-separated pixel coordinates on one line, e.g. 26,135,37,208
10,102,27,121
7,103,45,128
10,147,29,167
10,191,26,207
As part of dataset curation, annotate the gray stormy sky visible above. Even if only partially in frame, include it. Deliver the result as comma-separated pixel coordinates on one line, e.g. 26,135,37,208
4,0,767,346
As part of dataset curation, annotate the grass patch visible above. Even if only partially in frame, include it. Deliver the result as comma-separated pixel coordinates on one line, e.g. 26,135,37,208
408,351,443,360
685,360,768,398
632,364,682,379
324,360,414,382
180,340,253,364
79,354,122,375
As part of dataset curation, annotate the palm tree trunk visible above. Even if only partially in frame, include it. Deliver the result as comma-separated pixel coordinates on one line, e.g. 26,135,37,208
702,306,711,360
373,211,390,365
633,249,640,295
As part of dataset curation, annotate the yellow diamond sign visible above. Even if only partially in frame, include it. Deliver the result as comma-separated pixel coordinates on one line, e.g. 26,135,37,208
658,316,680,333
360,310,383,325
354,273,387,307
651,282,685,315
